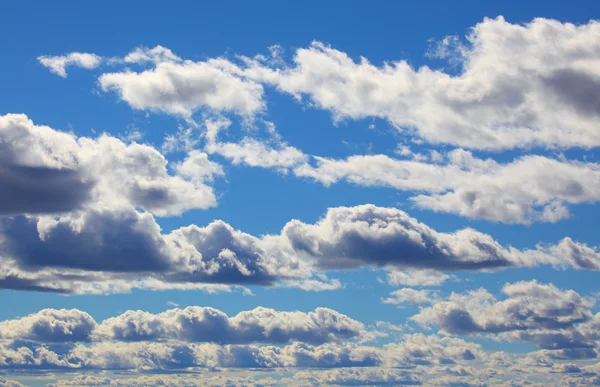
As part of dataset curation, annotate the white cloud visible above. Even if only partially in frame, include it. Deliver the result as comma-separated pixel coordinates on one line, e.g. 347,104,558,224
246,18,600,150
93,306,364,345
38,53,101,78
99,57,265,117
382,288,437,306
0,113,222,217
412,280,594,335
123,45,182,64
294,149,600,224
385,270,452,287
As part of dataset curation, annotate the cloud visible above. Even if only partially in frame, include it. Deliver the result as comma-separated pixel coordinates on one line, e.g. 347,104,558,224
0,306,362,346
46,16,600,149
0,309,96,343
123,45,182,64
1,202,598,294
0,206,316,292
294,150,600,224
293,367,422,386
282,204,516,271
244,17,600,150
93,306,364,345
99,56,265,117
199,118,600,224
382,288,437,306
0,113,222,217
0,341,381,371
412,280,594,335
0,333,485,372
38,53,101,78
385,270,452,287
47,374,282,387
0,377,26,387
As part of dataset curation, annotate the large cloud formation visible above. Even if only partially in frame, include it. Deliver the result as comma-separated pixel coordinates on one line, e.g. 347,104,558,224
0,114,222,217
0,306,363,345
412,280,594,334
244,17,600,150
1,198,599,294
54,18,600,150
202,114,600,224
411,280,600,361
37,17,600,224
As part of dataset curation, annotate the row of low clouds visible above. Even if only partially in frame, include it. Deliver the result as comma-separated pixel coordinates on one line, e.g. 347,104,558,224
2,281,600,378
0,306,364,345
2,184,600,293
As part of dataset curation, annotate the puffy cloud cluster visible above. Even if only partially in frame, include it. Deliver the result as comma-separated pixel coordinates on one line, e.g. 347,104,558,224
94,306,364,344
295,150,600,224
0,309,97,343
199,118,600,224
0,113,222,217
282,205,516,271
412,280,594,334
0,332,483,372
245,17,600,150
0,341,381,371
294,368,421,386
37,17,600,225
0,306,362,345
99,59,265,118
1,197,599,293
84,18,600,150
410,280,600,362
73,18,600,150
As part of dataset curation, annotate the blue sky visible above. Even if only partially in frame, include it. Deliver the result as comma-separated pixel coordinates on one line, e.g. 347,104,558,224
1,1,600,386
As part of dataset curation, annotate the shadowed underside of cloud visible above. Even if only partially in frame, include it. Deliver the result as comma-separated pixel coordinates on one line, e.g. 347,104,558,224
1,203,599,294
411,280,600,360
0,113,223,217
0,306,364,345
0,330,482,372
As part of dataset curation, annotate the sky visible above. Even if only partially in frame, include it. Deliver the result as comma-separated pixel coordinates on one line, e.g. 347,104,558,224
1,1,600,386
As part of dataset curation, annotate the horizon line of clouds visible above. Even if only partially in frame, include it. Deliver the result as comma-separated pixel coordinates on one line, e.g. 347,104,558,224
1,281,600,384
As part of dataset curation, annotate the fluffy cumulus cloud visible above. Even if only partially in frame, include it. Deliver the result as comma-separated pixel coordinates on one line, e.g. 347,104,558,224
0,113,222,217
293,149,600,224
242,17,600,150
0,306,362,345
0,341,381,371
37,52,101,78
38,19,600,225
0,309,97,343
0,207,316,293
44,17,600,150
93,306,364,344
0,331,485,372
195,119,600,224
409,280,600,362
412,280,594,335
293,367,421,386
282,204,517,271
99,58,265,118
385,269,452,287
1,200,599,294
382,288,437,306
